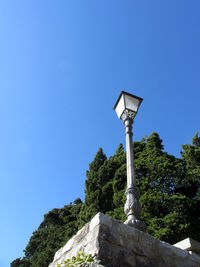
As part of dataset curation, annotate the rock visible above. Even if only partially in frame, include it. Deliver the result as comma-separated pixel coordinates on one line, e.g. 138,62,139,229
49,213,200,267
174,237,200,256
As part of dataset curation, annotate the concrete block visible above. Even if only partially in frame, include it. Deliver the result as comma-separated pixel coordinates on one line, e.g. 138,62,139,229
174,237,200,255
49,213,200,267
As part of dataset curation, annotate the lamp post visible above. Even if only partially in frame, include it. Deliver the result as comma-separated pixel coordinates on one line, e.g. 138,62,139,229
114,91,147,232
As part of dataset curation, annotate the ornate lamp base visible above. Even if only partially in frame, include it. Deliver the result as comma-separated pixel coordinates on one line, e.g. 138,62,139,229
124,214,147,232
124,187,147,232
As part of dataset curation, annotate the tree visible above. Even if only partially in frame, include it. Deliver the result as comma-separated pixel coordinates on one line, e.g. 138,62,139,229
11,258,31,267
11,201,83,267
179,132,200,241
11,133,200,266
78,145,126,227
78,148,107,227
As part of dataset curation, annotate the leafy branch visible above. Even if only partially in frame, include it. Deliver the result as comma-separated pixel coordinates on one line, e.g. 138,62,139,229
57,251,94,267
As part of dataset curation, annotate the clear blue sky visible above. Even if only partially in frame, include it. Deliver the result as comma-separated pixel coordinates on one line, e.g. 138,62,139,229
0,1,200,266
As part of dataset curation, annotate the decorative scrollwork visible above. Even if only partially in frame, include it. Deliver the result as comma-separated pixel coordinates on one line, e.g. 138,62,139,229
121,109,135,121
124,186,147,232
124,186,141,218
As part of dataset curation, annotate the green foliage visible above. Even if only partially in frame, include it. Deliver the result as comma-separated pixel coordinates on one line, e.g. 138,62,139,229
11,201,83,267
11,132,200,266
78,145,125,228
57,251,94,267
11,258,31,267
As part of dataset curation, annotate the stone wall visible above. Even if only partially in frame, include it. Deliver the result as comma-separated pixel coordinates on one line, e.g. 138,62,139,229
49,213,200,267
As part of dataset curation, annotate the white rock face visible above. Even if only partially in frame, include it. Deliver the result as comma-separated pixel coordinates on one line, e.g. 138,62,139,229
174,237,200,256
49,213,200,267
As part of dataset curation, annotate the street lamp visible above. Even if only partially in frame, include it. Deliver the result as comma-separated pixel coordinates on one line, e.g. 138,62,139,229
114,91,147,232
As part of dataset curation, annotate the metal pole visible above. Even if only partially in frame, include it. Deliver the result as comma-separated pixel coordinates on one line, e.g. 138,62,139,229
123,116,147,232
